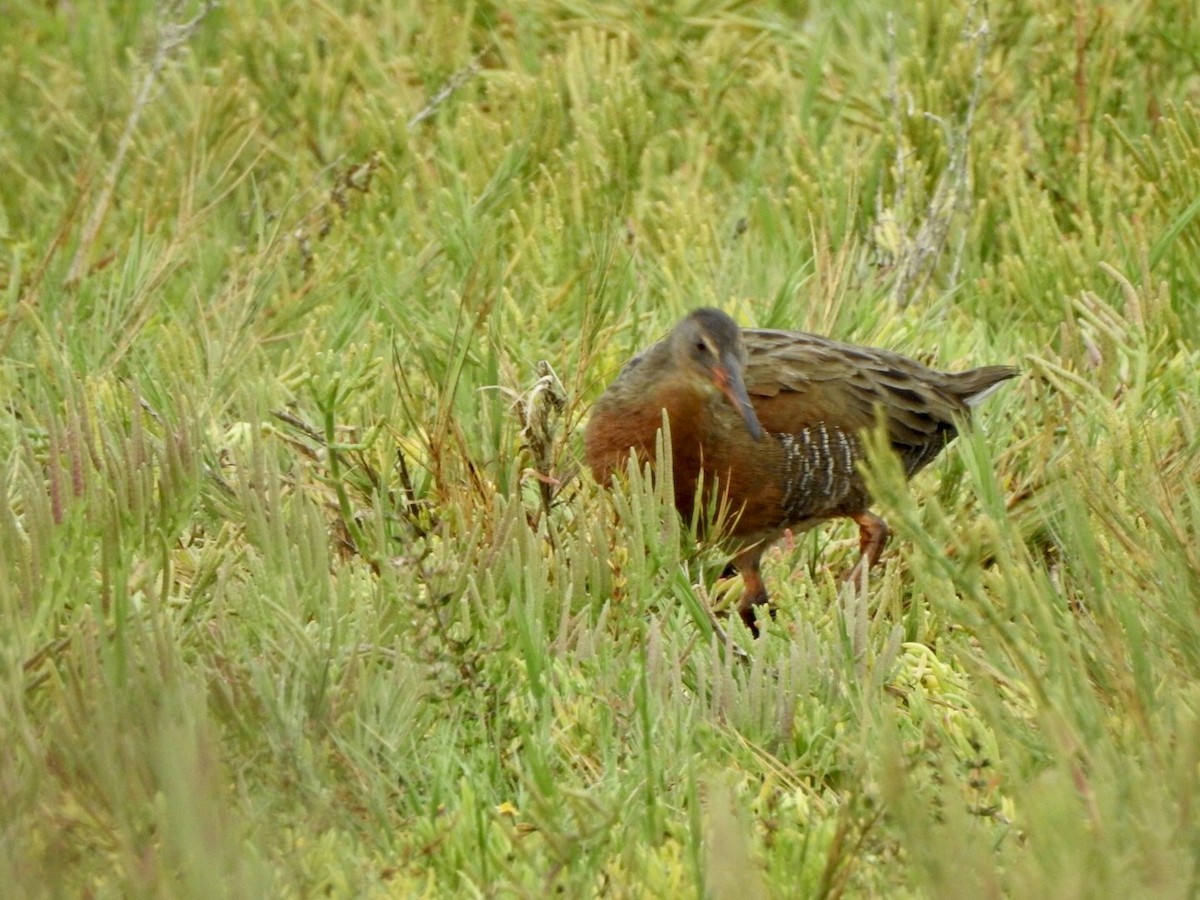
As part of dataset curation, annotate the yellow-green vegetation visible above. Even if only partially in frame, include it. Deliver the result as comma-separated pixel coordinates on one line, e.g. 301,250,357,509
3,0,1199,895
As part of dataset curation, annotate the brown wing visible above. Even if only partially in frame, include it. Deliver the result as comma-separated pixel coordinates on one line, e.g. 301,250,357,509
741,329,1009,474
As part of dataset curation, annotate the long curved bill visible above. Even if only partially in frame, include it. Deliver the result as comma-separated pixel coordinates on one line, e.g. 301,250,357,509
714,354,765,441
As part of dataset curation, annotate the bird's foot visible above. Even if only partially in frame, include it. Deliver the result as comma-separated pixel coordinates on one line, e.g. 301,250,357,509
736,575,773,638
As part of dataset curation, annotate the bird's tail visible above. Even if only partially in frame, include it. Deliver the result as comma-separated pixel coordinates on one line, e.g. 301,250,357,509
957,365,1020,407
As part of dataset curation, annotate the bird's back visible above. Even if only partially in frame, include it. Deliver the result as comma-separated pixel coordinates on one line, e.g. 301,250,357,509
741,328,1017,477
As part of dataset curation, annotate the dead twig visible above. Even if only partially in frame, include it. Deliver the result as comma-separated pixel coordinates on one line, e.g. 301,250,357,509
65,0,219,286
407,53,486,130
881,0,991,307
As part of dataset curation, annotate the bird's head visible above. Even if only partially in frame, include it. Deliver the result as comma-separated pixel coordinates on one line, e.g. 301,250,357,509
669,308,765,441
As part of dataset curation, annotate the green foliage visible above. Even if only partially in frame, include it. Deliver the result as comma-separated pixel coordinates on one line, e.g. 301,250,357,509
1,0,1199,895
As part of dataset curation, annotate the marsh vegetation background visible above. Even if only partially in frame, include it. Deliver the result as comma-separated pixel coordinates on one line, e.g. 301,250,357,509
2,1,1199,895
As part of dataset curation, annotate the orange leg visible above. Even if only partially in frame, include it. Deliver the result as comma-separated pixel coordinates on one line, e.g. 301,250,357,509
733,545,772,638
844,511,890,587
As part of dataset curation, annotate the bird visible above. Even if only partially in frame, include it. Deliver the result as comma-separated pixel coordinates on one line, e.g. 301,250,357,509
584,307,1018,636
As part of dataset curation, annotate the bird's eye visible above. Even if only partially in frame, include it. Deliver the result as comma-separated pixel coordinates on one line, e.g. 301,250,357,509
695,340,710,355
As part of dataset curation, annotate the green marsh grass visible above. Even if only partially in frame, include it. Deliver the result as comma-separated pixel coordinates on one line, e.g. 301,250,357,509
2,0,1200,895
